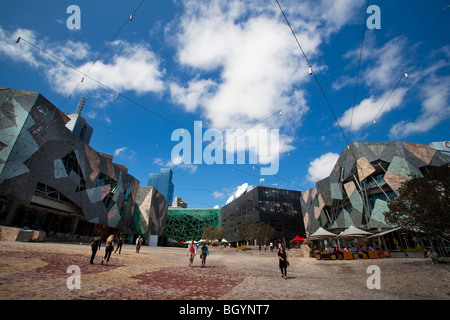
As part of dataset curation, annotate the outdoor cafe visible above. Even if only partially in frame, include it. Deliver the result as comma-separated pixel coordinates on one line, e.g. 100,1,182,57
306,226,396,260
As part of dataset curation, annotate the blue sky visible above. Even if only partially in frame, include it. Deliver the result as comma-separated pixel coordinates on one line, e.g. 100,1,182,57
1,0,449,208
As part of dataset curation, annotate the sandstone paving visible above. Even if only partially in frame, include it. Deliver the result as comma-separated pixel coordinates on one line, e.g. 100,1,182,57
0,241,449,300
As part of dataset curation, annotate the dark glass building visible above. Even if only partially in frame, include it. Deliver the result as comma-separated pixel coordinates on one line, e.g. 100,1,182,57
220,186,305,243
148,168,174,205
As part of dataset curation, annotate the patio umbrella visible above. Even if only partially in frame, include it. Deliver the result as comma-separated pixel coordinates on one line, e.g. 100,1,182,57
306,227,338,251
337,225,372,238
306,227,338,240
337,225,372,247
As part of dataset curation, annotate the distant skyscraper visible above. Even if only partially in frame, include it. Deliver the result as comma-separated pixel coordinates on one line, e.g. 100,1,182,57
65,98,93,144
148,168,174,205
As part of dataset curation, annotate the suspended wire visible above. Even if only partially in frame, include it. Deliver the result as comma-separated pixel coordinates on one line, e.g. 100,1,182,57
61,0,146,109
88,119,172,150
17,36,307,191
275,0,351,149
358,3,450,140
360,71,407,139
348,0,370,143
222,109,282,149
18,36,185,130
17,5,339,193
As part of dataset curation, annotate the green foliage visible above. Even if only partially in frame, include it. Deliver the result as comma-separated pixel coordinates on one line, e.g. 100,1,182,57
202,225,224,241
386,164,450,241
238,219,275,245
405,245,424,253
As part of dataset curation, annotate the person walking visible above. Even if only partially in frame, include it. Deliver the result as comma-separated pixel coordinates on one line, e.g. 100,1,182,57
278,246,288,280
200,243,209,267
187,239,197,267
90,234,102,264
101,235,114,266
115,234,124,254
135,234,143,253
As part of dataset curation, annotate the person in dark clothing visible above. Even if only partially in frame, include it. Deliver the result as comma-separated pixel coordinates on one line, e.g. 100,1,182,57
200,243,209,267
115,234,124,254
278,246,288,280
90,235,102,264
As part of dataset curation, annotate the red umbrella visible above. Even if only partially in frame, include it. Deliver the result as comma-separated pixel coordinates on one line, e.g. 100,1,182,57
290,236,305,243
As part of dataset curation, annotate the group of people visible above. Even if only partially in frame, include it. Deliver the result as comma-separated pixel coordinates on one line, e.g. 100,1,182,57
89,233,145,265
187,240,290,280
187,239,210,267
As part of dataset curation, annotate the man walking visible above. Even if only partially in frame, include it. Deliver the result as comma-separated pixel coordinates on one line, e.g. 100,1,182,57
136,234,143,253
187,239,197,267
90,234,101,264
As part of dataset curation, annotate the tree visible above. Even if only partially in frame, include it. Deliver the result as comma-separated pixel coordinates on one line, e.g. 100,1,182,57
255,222,276,245
385,164,450,242
238,218,276,245
202,226,224,242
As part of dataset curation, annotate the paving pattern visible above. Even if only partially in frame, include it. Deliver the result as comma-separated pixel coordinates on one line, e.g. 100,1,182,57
0,241,449,300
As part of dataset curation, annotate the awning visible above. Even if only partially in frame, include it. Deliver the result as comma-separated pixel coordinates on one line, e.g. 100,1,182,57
368,227,401,238
290,236,305,243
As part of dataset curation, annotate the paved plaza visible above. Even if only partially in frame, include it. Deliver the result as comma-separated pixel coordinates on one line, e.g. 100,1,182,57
0,241,449,300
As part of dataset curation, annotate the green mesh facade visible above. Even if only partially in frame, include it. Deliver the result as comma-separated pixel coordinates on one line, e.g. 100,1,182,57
163,208,220,242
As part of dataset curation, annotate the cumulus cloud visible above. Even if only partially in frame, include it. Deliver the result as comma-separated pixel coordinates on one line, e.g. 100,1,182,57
168,0,362,162
338,87,408,132
307,152,339,183
46,40,165,96
0,26,165,99
389,74,450,139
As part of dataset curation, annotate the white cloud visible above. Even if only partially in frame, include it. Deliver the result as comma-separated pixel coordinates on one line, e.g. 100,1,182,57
338,87,408,132
363,37,409,90
153,157,198,174
212,191,225,198
114,146,128,157
46,40,165,96
307,152,339,183
0,27,165,99
0,27,41,67
169,0,362,161
389,75,450,139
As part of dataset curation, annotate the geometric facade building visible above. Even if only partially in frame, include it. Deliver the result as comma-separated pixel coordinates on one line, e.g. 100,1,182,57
163,207,220,243
131,186,168,246
65,112,93,145
220,185,305,244
0,87,155,239
301,141,450,236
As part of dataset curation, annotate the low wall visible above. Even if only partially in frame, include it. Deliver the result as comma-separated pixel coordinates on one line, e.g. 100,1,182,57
0,226,46,242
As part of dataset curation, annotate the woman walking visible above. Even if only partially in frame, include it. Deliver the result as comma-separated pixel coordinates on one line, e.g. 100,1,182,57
200,243,209,267
278,246,288,280
101,235,114,266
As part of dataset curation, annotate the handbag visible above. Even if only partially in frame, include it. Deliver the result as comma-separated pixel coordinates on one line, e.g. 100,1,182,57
286,260,290,267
